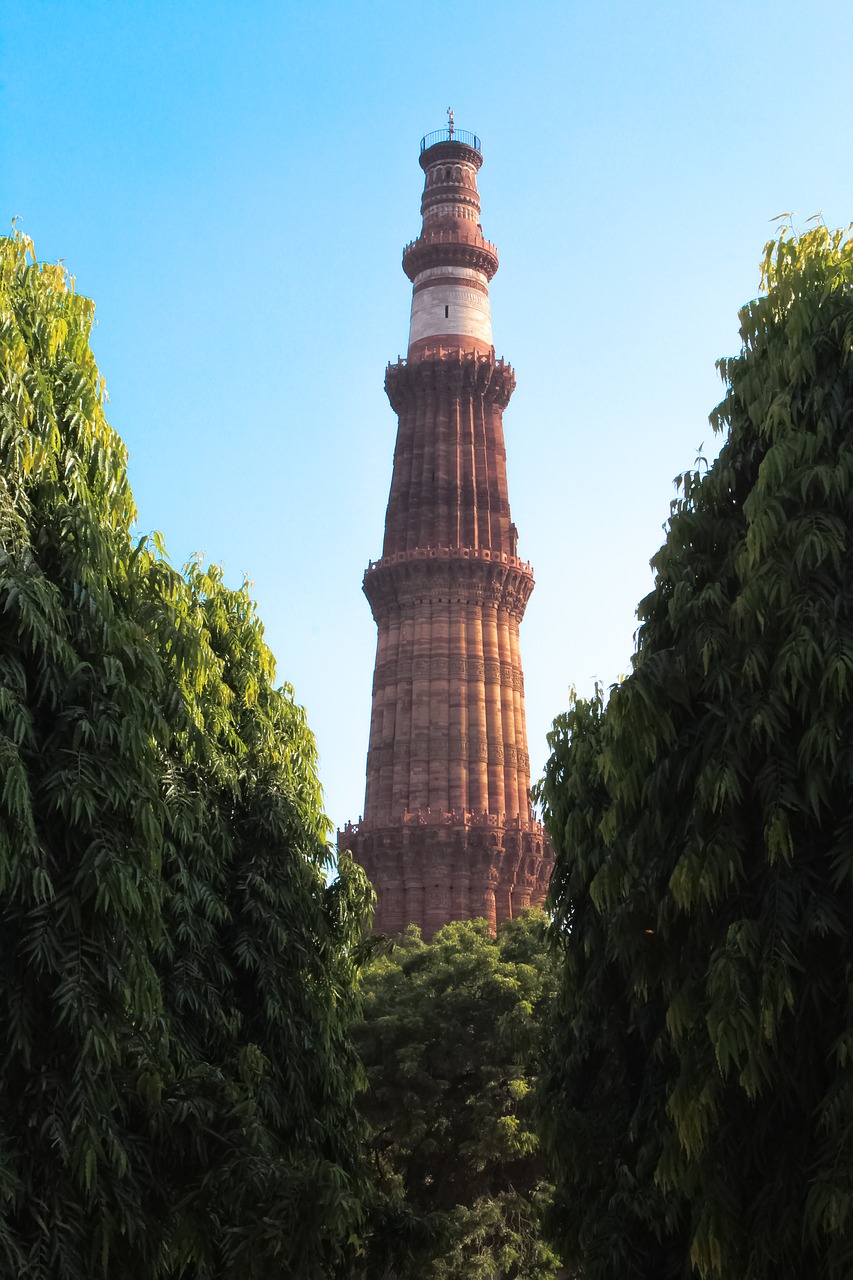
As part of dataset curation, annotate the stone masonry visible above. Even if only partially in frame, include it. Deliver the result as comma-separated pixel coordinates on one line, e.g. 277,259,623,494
338,125,553,938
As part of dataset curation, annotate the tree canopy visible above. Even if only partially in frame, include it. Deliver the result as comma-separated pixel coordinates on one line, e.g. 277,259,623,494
538,224,853,1280
352,913,561,1280
0,229,371,1279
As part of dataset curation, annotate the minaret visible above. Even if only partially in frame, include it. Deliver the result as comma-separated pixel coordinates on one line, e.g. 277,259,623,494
339,120,552,937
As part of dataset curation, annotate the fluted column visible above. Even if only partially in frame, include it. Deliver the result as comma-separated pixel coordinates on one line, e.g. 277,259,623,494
482,600,505,816
339,128,552,938
451,864,471,920
497,606,520,818
390,616,413,816
465,600,488,813
508,618,531,811
428,598,451,811
404,869,424,933
382,863,406,934
447,604,468,811
410,603,432,807
375,607,401,819
470,875,497,933
494,881,513,928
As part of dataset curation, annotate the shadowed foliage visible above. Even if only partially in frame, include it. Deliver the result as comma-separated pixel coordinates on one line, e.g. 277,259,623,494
538,225,853,1280
0,230,371,1279
350,912,562,1280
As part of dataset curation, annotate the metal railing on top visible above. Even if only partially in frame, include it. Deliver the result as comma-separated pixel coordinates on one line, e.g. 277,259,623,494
420,128,481,153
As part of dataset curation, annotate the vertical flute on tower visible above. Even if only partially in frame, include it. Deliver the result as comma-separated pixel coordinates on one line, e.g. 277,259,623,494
339,125,552,937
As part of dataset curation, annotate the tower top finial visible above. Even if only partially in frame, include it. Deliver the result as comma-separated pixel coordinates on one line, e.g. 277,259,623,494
447,106,455,138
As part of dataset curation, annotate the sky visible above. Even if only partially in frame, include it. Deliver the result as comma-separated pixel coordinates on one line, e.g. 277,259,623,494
3,0,853,840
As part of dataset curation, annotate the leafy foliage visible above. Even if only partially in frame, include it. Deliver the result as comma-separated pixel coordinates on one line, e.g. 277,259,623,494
0,229,371,1278
538,224,853,1280
351,913,562,1280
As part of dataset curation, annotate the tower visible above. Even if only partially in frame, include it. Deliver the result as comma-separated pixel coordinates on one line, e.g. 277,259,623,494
338,123,552,937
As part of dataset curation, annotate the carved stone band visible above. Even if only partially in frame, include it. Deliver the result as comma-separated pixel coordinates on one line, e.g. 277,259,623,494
373,656,524,691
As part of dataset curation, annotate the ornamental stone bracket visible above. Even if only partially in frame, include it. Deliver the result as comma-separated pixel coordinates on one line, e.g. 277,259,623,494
342,127,553,938
385,348,515,411
402,229,499,282
338,810,554,938
362,549,535,622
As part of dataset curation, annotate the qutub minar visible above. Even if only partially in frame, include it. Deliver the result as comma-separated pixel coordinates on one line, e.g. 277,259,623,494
339,116,553,937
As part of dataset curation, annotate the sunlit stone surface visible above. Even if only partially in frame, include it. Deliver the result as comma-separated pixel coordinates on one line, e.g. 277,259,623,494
338,127,553,938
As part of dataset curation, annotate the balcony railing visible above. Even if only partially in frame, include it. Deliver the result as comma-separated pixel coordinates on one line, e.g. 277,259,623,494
420,128,481,154
403,227,497,256
364,545,533,576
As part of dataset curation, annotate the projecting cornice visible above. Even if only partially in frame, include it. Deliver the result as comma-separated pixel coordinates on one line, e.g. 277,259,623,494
403,229,499,282
362,546,535,623
385,349,515,412
344,127,547,938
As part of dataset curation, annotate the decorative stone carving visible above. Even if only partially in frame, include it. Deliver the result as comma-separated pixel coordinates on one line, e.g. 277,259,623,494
339,128,553,938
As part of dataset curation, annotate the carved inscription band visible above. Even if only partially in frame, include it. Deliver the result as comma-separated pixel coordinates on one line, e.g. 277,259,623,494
373,738,530,772
374,656,524,692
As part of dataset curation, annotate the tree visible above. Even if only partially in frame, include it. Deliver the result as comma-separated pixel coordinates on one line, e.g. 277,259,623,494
351,913,562,1280
0,229,371,1279
537,224,853,1280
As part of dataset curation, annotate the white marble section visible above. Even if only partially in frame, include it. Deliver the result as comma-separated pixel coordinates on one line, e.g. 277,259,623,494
416,267,488,286
409,268,492,347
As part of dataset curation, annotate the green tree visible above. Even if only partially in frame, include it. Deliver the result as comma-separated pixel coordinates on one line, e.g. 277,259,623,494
352,912,562,1280
0,229,371,1279
537,225,853,1280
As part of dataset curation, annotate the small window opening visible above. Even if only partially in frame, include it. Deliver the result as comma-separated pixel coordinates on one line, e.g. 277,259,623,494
444,305,449,318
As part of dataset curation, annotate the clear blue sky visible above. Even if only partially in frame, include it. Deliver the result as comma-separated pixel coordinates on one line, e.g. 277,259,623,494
4,0,852,837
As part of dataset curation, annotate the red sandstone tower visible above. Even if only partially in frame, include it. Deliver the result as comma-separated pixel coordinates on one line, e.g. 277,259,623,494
338,121,552,937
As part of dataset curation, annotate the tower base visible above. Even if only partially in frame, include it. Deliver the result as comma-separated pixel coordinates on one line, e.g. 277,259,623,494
338,810,552,939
